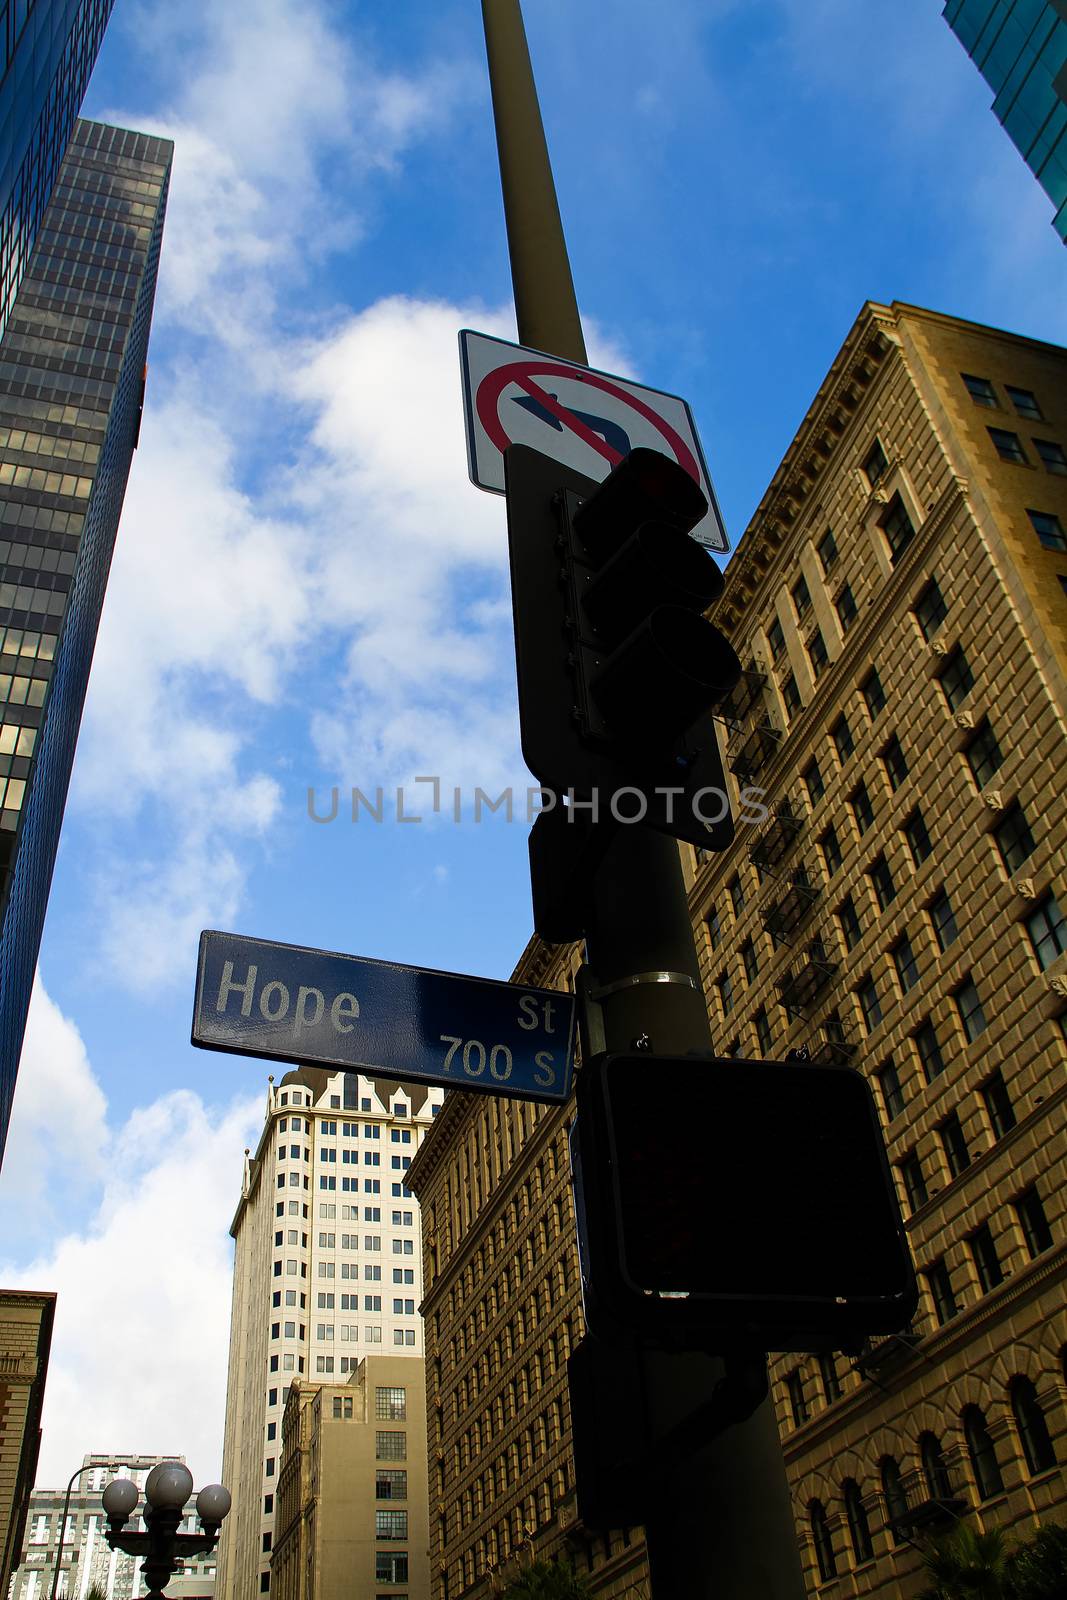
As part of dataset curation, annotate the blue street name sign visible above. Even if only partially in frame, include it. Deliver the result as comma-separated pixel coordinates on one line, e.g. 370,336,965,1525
192,930,576,1105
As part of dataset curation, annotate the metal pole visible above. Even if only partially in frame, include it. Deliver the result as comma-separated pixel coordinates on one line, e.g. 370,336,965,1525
479,4,807,1595
50,1461,131,1600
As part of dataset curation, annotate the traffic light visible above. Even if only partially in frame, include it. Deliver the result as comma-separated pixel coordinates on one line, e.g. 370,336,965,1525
572,1053,917,1352
505,443,741,848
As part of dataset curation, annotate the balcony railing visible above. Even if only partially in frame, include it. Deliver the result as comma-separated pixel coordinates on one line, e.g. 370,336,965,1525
762,867,819,941
852,1326,921,1380
749,801,804,872
808,1018,857,1067
731,719,781,781
778,940,838,1016
719,669,767,728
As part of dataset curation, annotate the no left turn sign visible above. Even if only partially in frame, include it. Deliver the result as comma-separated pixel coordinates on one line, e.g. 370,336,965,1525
459,329,729,553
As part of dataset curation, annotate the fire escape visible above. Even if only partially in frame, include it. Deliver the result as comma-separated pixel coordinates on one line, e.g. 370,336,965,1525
777,935,838,1018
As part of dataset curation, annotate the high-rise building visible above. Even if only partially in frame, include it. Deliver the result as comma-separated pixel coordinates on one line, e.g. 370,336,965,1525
408,301,1067,1599
0,1289,54,1599
9,1455,217,1600
215,1070,443,1600
0,0,119,336
271,1358,430,1600
942,0,1067,243
0,117,172,1162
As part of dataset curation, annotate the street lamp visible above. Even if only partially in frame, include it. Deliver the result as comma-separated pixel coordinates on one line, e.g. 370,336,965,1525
102,1463,231,1599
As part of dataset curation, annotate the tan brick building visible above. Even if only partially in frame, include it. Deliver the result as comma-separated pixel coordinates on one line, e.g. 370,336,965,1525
271,1356,429,1600
408,301,1067,1599
0,1290,54,1599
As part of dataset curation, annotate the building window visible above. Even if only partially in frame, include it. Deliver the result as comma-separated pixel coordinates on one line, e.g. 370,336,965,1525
820,825,842,876
782,671,802,717
832,714,855,762
869,854,895,911
376,1469,407,1500
926,1260,958,1325
969,1222,1003,1292
861,668,886,718
1005,384,1041,419
881,1458,909,1543
754,1007,773,1055
375,1553,409,1585
333,1395,353,1420
1027,509,1066,549
808,629,828,679
792,573,812,620
994,803,1036,874
376,1431,407,1460
834,582,858,633
809,1500,836,1582
818,1351,842,1404
857,975,882,1034
707,906,722,948
1034,438,1067,475
898,1151,928,1214
1026,894,1066,970
928,889,958,952
728,873,746,916
850,782,874,836
881,495,915,562
877,1059,905,1121
935,1111,969,1180
914,576,948,640
1014,1186,1053,1257
962,373,997,406
963,1406,1004,1500
980,1071,1016,1140
376,1510,408,1540
938,646,974,712
260,1577,269,1594
904,808,933,865
786,1369,809,1426
741,939,759,982
767,616,786,660
965,720,1003,789
892,934,920,994
863,439,888,485
988,427,1027,463
718,970,734,1016
803,757,825,806
954,978,988,1042
837,895,862,952
843,1480,874,1565
881,733,908,790
817,528,838,573
1010,1377,1057,1475
914,1020,945,1083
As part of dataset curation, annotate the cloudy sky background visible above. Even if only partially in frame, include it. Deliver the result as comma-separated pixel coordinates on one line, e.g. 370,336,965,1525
0,0,1064,1488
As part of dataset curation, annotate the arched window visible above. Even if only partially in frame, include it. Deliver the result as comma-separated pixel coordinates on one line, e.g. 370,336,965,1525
843,1478,874,1564
880,1456,909,1545
1010,1377,1056,1475
963,1405,1004,1499
809,1499,837,1582
920,1431,953,1501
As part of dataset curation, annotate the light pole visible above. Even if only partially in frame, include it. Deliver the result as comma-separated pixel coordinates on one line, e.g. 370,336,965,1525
101,1463,231,1600
49,1459,137,1600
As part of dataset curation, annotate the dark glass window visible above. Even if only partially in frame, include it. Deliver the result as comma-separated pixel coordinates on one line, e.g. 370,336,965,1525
850,782,874,835
808,629,828,679
728,873,745,916
803,758,825,806
786,1369,809,1426
938,647,974,711
861,668,886,718
706,906,721,948
1034,438,1067,475
994,803,1035,874
881,1458,909,1544
835,583,858,632
988,427,1027,463
754,1007,773,1055
904,808,933,865
782,671,802,717
954,978,987,1043
963,1406,1004,1500
863,439,888,485
1005,384,1041,420
938,1111,970,1179
881,495,915,562
966,720,1003,789
832,715,855,762
809,1500,836,1582
741,938,759,983
837,895,862,952
928,889,958,952
767,616,786,661
892,934,920,994
858,975,882,1034
921,1432,954,1499
1010,1377,1056,1475
818,1351,842,1404
1026,895,1066,970
877,1059,905,1121
718,970,734,1016
962,373,997,406
914,577,948,640
914,1020,945,1083
792,573,812,619
843,1479,874,1565
817,528,838,573
926,1262,958,1326
1027,509,1067,549
869,854,895,911
1015,1186,1053,1257
981,1071,1016,1140
820,825,842,876
898,1151,928,1213
881,733,908,790
969,1222,1003,1292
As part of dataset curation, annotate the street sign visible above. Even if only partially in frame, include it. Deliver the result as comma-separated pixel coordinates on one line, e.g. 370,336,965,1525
191,930,576,1105
459,328,729,552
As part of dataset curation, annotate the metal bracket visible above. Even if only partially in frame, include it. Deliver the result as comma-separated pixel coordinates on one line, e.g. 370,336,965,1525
577,965,698,1061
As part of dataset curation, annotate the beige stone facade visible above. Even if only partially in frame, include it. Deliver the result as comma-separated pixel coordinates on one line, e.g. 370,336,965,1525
408,302,1067,1599
271,1355,429,1600
0,1290,54,1599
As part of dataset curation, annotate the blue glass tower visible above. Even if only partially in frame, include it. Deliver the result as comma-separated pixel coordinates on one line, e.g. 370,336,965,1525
0,0,118,338
943,0,1067,243
0,118,172,1162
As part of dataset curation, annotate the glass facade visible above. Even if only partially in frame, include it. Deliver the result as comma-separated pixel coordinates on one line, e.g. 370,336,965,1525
0,0,118,336
0,117,172,1160
943,0,1067,242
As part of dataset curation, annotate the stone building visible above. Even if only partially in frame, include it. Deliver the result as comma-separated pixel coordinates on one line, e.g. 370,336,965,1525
407,301,1067,1598
0,1290,53,1599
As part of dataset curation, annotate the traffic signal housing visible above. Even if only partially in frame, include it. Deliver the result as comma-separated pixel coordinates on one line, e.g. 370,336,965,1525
572,1053,917,1352
505,443,741,848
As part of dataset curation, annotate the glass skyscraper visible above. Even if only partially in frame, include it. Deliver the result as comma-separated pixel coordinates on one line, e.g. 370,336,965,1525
0,0,119,338
0,117,172,1161
943,0,1067,242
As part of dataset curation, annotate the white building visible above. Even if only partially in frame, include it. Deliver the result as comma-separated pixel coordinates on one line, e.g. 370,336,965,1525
215,1069,443,1600
9,1455,216,1600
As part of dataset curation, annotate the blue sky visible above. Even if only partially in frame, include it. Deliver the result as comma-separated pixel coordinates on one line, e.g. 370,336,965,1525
0,0,1064,1488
